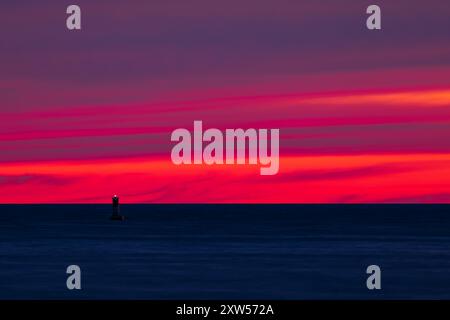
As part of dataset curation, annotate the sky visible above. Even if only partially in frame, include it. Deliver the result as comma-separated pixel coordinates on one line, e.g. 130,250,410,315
1,0,450,203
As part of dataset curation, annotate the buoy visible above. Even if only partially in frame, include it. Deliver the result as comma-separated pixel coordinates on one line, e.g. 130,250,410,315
110,195,125,220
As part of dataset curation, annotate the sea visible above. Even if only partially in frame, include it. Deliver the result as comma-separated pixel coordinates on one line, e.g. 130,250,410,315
0,204,449,299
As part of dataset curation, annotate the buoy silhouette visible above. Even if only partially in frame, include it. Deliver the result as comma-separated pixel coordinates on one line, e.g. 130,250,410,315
110,195,125,220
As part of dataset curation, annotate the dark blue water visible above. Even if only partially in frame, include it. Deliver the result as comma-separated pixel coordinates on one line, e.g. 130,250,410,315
0,204,449,299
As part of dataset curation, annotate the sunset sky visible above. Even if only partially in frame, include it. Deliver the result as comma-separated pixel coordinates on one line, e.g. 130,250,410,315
1,0,450,203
